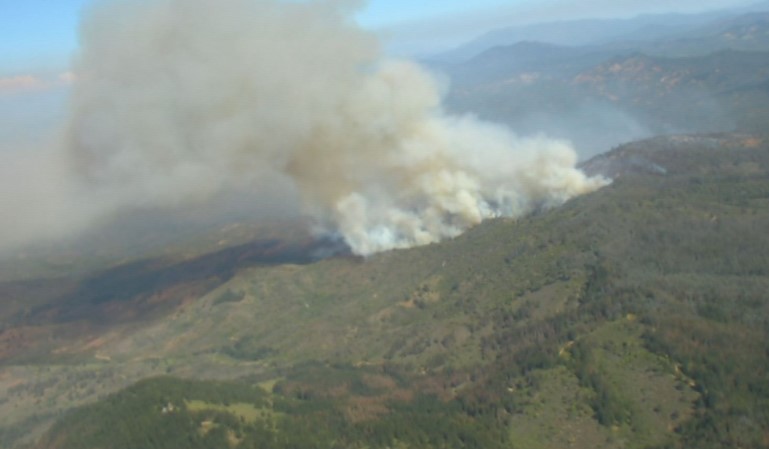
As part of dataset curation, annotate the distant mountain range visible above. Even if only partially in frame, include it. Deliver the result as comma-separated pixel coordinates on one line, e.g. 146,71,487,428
433,11,769,158
434,1,769,63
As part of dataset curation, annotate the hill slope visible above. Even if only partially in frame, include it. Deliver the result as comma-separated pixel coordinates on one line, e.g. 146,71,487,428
6,132,768,449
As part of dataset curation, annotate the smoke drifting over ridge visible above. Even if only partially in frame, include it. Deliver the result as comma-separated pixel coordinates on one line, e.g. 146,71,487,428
5,0,607,256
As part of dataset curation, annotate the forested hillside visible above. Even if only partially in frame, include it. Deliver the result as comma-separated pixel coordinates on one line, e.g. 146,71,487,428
20,132,769,449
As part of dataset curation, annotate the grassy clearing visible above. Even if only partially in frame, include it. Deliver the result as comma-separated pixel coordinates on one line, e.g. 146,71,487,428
508,365,610,449
186,400,265,424
506,318,698,449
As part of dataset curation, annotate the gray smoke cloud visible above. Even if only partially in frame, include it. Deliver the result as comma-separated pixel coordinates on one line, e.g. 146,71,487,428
3,0,607,256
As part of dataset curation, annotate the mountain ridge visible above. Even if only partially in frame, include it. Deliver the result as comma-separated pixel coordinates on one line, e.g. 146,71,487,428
440,13,769,158
435,1,769,63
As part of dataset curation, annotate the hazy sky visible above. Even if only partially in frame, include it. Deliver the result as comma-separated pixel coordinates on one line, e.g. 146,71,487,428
0,0,760,75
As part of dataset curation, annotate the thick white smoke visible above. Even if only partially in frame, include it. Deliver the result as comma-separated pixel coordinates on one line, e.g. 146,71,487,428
8,0,607,256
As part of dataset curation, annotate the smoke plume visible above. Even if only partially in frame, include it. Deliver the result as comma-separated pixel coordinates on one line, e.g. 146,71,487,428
7,0,608,256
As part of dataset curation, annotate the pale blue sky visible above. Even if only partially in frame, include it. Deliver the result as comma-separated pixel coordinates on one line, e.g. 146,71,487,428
0,0,87,73
356,0,514,27
0,0,759,75
1,0,516,73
